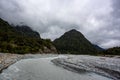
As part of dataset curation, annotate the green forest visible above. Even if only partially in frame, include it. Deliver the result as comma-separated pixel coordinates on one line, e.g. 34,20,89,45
102,47,120,55
0,18,55,54
53,29,100,54
0,18,119,55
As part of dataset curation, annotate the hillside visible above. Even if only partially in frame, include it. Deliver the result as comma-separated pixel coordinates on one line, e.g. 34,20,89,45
15,25,40,38
94,45,104,51
103,47,120,55
54,29,100,54
0,18,57,54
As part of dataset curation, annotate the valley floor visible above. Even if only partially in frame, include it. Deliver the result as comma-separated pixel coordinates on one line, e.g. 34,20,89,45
0,53,120,80
52,55,120,80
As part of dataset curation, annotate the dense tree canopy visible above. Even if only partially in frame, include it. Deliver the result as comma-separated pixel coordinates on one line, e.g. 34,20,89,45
54,29,100,54
0,18,56,54
103,47,120,55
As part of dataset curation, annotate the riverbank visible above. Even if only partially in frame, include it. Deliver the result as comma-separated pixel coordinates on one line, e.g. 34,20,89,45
0,53,59,73
52,55,120,80
0,54,112,80
0,53,23,73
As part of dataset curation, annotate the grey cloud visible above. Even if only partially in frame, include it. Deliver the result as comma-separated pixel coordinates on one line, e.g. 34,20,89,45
112,0,120,18
0,0,23,22
0,0,120,48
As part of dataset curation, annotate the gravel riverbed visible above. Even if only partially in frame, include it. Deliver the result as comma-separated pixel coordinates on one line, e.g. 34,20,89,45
0,53,23,73
52,55,120,80
0,53,120,80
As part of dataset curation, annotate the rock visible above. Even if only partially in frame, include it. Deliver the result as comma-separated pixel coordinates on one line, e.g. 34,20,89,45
42,46,57,53
0,53,23,73
52,55,120,80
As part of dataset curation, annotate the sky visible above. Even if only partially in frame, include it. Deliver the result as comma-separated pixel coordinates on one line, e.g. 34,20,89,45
0,0,120,48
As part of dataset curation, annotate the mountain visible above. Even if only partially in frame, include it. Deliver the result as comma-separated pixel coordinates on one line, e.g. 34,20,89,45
0,18,57,54
94,45,104,51
54,29,100,54
15,25,40,38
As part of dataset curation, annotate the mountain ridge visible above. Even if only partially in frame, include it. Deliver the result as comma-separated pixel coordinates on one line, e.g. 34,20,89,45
15,25,40,38
0,18,57,54
54,29,101,54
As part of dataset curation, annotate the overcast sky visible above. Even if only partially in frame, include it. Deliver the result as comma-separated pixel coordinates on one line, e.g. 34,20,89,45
0,0,120,48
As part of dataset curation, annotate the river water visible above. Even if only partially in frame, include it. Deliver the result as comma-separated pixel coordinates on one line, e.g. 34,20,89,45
0,55,112,80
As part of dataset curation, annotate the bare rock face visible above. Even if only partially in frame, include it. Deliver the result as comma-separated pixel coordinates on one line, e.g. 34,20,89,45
50,46,58,53
41,46,57,54
43,47,51,53
39,49,43,53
